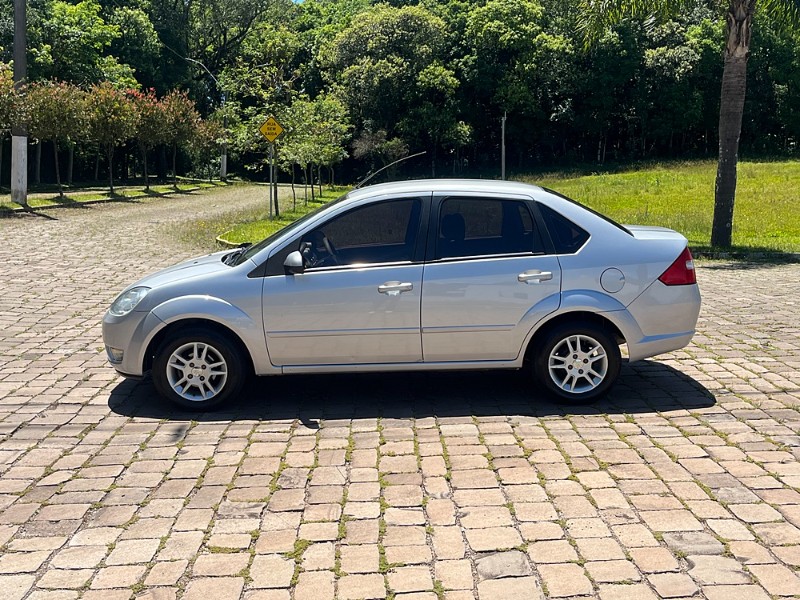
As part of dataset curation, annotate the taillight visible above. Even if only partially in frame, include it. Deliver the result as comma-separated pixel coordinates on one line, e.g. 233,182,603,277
658,247,696,286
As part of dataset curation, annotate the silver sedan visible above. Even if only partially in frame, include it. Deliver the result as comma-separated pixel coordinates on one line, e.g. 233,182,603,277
102,180,701,409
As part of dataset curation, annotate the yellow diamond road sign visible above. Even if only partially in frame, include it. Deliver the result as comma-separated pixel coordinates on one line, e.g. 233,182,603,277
259,116,284,143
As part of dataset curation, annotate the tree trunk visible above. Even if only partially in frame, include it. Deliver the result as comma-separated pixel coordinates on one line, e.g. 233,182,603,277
304,165,308,206
35,140,41,185
141,146,150,191
291,164,296,211
711,0,753,249
53,140,62,197
157,145,167,181
95,153,100,181
67,145,73,185
123,145,129,183
310,164,316,202
107,145,115,195
0,135,4,188
317,164,322,196
172,143,178,186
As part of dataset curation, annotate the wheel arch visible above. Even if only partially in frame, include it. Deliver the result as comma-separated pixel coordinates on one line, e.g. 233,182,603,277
143,318,255,375
524,310,626,364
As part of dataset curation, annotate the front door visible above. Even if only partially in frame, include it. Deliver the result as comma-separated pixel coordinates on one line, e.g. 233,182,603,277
263,196,426,366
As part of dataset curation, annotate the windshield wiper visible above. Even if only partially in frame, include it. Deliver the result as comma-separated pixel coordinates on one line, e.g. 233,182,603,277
223,243,252,265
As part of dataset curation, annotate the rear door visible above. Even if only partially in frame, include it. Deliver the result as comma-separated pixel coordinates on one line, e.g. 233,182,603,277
421,194,562,362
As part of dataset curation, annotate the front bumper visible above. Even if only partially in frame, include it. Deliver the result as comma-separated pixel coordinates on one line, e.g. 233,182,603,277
102,309,165,377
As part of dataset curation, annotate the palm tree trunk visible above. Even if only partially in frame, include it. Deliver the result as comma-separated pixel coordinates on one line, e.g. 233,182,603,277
711,0,753,248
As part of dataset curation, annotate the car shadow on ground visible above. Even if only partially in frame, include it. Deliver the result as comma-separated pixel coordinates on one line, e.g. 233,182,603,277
108,360,715,426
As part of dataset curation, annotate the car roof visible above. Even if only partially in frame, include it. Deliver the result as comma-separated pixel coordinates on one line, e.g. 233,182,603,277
347,179,544,200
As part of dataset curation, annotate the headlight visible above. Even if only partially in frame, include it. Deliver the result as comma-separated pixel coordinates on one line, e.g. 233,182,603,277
109,287,150,317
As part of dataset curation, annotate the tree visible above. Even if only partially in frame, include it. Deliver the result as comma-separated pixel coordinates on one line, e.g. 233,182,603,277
31,0,121,83
325,4,448,136
0,63,16,188
580,0,800,247
26,81,86,197
190,118,224,181
309,94,351,187
129,89,168,190
107,7,162,90
85,82,138,194
161,90,199,184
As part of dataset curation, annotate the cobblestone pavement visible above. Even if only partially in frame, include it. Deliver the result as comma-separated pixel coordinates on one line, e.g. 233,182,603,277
1,189,800,600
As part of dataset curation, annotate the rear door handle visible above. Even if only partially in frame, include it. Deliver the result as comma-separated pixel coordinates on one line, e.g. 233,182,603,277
518,270,553,284
378,281,414,296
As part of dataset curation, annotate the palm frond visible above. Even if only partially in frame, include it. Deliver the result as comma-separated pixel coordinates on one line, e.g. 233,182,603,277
577,0,705,46
759,0,800,30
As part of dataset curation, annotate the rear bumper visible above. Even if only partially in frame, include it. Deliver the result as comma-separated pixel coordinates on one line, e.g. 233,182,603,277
627,330,696,362
624,281,701,361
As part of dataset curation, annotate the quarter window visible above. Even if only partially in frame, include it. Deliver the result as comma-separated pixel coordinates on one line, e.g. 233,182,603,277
538,204,590,254
436,197,543,259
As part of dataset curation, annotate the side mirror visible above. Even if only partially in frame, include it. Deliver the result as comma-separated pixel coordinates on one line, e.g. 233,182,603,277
283,250,305,274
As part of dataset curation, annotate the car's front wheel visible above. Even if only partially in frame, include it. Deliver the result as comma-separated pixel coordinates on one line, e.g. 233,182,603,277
152,328,248,410
533,322,621,403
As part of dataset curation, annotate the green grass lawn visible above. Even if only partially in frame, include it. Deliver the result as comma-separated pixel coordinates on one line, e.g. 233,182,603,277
172,161,800,255
217,186,351,245
528,160,800,253
0,181,225,212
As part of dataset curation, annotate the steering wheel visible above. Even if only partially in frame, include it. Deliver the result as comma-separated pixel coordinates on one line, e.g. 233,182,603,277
322,234,339,265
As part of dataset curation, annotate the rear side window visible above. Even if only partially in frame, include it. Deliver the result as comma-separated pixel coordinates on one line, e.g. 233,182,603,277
436,197,545,259
538,204,590,254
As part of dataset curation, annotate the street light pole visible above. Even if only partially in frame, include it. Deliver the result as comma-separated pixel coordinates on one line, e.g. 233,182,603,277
11,0,27,207
168,50,228,181
501,112,507,181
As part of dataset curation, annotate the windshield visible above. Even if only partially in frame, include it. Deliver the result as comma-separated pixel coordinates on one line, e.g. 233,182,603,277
231,193,350,266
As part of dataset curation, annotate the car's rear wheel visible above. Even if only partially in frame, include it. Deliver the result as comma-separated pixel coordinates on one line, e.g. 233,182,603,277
152,328,247,410
533,322,621,403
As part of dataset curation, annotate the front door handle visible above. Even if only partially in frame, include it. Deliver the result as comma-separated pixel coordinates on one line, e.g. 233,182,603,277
378,281,414,296
518,270,553,284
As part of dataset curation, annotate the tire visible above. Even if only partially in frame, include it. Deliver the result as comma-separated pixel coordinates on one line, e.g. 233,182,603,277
533,321,621,403
152,327,248,410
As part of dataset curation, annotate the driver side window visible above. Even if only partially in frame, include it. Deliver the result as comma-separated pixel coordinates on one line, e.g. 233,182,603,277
300,198,422,268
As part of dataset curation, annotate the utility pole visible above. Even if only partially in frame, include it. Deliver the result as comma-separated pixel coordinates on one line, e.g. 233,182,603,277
501,112,507,181
11,0,27,207
220,99,227,181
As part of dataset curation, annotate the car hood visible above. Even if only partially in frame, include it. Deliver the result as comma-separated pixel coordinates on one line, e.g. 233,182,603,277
133,250,233,290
